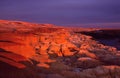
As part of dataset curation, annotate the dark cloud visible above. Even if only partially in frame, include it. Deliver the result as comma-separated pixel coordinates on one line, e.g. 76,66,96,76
0,0,120,27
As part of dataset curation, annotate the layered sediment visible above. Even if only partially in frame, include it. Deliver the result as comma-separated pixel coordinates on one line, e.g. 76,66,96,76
0,20,120,78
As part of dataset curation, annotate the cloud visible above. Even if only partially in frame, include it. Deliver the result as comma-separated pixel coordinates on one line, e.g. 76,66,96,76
0,0,120,26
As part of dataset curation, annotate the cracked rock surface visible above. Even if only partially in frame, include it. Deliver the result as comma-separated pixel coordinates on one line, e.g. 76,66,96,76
0,20,120,78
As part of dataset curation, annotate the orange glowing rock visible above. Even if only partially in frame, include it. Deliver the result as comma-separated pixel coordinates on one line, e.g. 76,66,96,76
0,20,120,78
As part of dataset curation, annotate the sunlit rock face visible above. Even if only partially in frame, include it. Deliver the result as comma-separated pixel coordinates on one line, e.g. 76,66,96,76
0,20,120,78
0,48,40,78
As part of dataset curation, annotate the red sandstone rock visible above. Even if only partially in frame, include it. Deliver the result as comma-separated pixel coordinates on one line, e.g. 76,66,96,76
0,20,120,78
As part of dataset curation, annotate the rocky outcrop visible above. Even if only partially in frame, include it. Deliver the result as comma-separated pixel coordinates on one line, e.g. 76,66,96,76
0,48,40,78
79,65,120,78
0,20,120,78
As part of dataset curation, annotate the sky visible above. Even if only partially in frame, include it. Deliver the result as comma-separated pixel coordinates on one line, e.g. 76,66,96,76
0,0,120,28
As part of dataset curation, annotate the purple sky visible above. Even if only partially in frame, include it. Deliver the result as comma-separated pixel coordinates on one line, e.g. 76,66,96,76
0,0,120,27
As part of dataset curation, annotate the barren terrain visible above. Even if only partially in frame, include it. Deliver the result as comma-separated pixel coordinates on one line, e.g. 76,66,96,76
0,20,120,78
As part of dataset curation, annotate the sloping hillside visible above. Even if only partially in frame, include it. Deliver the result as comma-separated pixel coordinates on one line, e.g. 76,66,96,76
0,20,120,78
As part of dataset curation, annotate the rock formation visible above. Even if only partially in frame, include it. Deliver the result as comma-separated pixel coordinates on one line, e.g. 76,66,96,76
0,20,120,78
